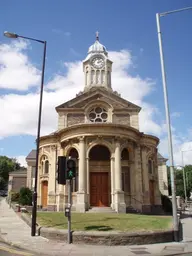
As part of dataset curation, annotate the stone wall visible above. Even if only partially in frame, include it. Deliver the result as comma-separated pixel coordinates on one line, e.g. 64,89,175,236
12,177,27,192
158,163,169,196
67,114,85,127
113,114,130,126
130,112,139,130
40,227,174,245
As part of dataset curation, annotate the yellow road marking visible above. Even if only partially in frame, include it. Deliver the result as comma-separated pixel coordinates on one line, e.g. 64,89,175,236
0,245,33,255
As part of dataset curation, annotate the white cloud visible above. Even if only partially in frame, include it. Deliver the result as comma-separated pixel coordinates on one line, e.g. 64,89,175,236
158,135,192,166
0,40,191,167
52,29,71,37
139,102,162,137
0,40,40,91
15,155,27,167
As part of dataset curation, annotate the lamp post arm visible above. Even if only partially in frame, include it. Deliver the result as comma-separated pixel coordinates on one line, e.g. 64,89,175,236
17,34,45,44
160,6,192,17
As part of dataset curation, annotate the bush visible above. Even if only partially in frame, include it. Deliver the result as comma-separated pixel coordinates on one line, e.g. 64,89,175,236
10,191,20,202
18,187,32,206
161,194,173,214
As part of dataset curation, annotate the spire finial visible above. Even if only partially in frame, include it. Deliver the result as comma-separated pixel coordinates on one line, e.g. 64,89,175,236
96,31,99,41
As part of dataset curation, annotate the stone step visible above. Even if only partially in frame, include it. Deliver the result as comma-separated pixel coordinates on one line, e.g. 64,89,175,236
87,207,116,213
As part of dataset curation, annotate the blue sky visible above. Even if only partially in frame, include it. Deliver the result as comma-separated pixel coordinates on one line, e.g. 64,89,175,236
0,0,192,166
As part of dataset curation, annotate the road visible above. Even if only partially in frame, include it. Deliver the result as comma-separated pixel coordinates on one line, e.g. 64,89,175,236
0,242,34,256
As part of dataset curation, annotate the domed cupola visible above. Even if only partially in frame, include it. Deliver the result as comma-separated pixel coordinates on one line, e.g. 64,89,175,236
88,32,108,57
83,32,113,92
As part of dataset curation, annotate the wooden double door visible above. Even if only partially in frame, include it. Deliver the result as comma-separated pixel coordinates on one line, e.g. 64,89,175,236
90,172,109,207
41,181,48,207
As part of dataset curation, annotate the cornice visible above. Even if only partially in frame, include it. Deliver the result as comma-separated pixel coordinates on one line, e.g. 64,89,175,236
39,123,159,147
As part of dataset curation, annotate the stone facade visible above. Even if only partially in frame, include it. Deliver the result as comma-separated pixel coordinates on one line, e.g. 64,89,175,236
8,170,27,193
26,34,169,214
157,153,169,196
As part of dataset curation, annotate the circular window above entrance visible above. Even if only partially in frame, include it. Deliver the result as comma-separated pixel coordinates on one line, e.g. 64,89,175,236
89,107,108,123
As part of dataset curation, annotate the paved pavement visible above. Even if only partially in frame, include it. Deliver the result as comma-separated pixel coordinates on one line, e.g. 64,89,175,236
1,197,192,255
0,241,34,256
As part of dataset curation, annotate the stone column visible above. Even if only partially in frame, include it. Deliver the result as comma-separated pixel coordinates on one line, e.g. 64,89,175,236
76,137,86,212
133,144,143,212
154,158,162,207
48,145,57,211
26,165,32,189
86,157,90,208
141,147,150,206
114,140,126,213
110,157,115,209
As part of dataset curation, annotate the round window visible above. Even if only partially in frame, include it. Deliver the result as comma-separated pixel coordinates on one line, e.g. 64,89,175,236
88,107,108,123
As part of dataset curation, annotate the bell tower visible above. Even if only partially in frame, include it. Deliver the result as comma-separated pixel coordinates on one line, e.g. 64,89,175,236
83,32,113,91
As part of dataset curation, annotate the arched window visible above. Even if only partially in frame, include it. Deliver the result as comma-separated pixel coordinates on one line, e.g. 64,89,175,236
121,148,130,193
121,148,129,160
44,160,49,174
40,155,49,175
122,166,131,193
148,158,153,174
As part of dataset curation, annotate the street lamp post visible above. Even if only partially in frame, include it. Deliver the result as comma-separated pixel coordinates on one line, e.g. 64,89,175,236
156,6,192,241
4,31,47,236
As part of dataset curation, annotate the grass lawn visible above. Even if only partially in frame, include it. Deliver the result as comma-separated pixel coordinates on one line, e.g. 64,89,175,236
37,212,172,232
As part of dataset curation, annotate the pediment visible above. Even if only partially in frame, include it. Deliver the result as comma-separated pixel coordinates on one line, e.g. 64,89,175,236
56,87,141,112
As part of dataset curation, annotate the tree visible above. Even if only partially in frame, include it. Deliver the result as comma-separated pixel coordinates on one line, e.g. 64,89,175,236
0,156,24,190
19,187,32,206
167,165,192,199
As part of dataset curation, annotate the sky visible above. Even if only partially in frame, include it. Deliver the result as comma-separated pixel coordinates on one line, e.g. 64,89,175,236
0,0,192,167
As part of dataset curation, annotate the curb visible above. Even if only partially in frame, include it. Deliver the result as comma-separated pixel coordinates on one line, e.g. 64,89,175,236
20,212,42,235
1,235,192,256
0,235,46,255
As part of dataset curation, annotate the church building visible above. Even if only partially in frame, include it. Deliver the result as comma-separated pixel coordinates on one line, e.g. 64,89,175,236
26,34,168,213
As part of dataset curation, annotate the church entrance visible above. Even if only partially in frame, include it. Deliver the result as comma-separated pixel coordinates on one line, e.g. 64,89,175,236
90,172,109,206
89,145,111,207
41,181,48,207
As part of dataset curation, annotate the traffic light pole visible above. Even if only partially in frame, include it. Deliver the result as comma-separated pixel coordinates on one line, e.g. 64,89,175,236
67,179,72,244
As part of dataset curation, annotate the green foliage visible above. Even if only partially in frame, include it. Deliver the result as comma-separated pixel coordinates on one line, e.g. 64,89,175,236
10,191,20,202
161,194,172,214
18,187,32,206
167,165,192,199
0,156,25,190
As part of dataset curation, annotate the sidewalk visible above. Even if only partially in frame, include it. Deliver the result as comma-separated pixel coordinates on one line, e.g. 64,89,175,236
0,198,192,256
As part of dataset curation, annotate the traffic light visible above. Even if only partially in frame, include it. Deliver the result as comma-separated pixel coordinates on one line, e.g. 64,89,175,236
66,158,76,180
57,156,66,185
